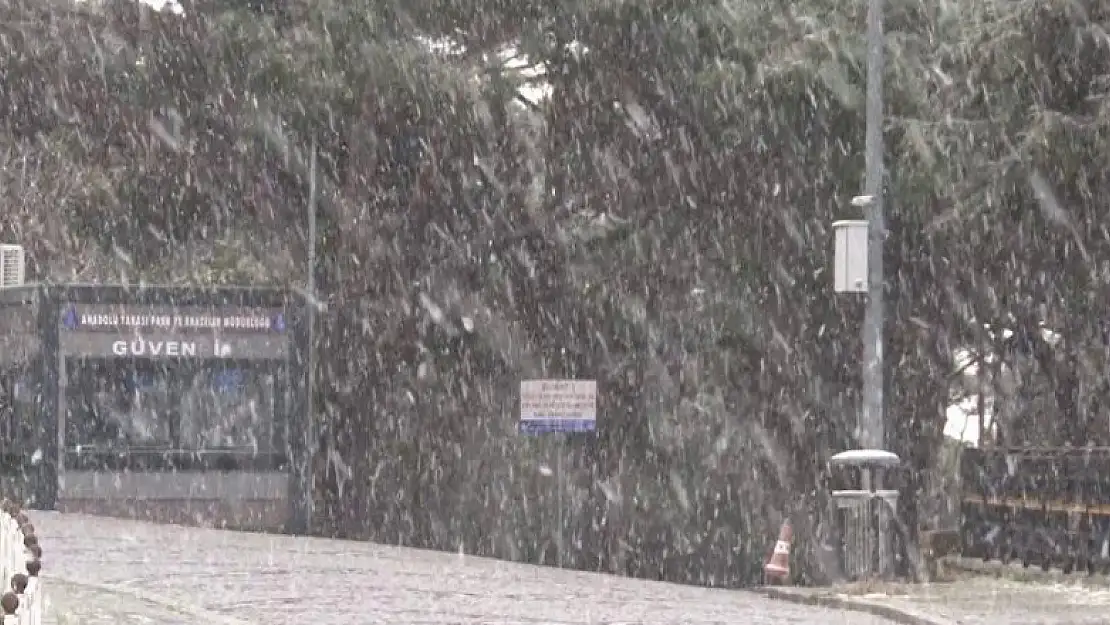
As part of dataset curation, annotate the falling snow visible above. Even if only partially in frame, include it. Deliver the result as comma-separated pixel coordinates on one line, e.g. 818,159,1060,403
0,0,1104,620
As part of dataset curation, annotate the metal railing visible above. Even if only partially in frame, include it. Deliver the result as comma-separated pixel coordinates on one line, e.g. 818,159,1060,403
0,500,42,625
961,448,1102,572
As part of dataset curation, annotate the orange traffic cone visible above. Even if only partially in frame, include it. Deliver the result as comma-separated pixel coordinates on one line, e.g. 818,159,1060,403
764,520,793,585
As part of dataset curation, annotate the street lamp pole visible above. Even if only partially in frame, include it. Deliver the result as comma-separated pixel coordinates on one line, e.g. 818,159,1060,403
308,142,317,420
303,140,318,534
860,0,886,453
828,0,893,581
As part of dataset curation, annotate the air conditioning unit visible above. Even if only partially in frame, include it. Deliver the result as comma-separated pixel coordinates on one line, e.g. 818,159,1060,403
0,244,25,288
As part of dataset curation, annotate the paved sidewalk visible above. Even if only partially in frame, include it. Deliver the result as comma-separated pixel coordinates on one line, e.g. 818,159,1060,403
761,575,1110,625
32,511,897,624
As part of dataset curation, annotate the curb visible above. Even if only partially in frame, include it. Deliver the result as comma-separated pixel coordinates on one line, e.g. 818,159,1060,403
754,587,957,625
943,555,1110,587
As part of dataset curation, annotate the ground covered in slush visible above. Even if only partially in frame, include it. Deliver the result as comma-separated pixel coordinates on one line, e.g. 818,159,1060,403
33,512,896,625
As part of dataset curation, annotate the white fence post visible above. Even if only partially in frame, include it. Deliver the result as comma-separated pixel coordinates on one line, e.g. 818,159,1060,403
0,500,43,625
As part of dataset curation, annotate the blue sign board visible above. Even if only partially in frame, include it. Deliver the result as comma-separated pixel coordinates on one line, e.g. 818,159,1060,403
519,418,596,435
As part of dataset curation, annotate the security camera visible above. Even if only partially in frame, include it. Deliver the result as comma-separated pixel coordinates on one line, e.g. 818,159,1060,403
851,195,874,208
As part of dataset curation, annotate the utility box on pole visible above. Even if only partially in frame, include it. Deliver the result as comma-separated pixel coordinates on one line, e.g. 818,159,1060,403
833,220,869,293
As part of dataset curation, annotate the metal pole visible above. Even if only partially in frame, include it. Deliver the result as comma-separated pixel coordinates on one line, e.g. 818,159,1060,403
556,440,564,568
304,140,318,533
977,356,986,447
861,0,886,451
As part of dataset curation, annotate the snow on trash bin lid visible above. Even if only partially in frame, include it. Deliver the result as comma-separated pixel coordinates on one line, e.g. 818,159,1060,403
829,449,901,468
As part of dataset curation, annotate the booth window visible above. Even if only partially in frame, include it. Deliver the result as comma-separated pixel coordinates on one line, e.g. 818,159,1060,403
65,361,174,449
64,358,276,453
179,366,275,452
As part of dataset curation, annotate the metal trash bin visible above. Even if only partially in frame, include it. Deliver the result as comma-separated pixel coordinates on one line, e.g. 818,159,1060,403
829,449,901,580
831,488,899,579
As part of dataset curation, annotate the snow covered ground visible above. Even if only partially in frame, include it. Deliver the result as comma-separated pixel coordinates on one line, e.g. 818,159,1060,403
33,512,895,624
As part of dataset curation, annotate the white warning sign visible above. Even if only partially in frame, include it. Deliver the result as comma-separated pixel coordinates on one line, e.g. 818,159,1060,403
519,379,597,434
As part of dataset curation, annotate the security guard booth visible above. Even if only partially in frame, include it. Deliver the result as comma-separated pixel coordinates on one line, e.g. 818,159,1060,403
0,284,312,534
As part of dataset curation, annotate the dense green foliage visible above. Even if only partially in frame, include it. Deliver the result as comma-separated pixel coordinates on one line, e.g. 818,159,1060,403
1,0,1107,585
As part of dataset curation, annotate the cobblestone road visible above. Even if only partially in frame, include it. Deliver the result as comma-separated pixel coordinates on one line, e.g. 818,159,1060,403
31,512,893,625
43,579,198,625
